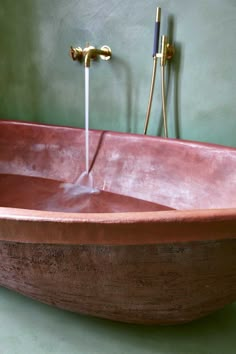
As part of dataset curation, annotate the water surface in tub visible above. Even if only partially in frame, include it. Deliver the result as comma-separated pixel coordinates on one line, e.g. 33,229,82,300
0,174,173,213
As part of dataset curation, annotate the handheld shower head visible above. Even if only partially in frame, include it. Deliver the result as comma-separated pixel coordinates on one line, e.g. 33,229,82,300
152,7,161,57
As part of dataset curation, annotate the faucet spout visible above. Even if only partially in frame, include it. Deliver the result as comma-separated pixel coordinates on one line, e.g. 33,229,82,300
83,45,112,67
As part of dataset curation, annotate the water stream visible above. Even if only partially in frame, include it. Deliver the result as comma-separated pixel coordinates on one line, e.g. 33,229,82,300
85,66,90,174
67,66,98,196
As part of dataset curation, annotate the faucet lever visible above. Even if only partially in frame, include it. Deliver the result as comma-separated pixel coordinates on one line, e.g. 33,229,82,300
69,46,83,61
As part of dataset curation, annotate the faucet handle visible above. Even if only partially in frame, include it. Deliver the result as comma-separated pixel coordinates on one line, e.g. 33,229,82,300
99,45,112,61
69,46,83,61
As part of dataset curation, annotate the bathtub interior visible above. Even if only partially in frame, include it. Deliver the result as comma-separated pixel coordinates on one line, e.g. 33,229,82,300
0,120,235,212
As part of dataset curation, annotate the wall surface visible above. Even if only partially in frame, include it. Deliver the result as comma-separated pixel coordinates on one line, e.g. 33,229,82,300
0,0,235,146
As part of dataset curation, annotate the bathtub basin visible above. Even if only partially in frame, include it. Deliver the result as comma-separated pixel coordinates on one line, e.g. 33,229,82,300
0,119,236,325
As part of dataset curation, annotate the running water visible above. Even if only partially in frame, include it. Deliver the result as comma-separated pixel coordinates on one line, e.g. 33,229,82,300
85,66,90,174
73,66,96,191
60,67,98,198
75,66,97,192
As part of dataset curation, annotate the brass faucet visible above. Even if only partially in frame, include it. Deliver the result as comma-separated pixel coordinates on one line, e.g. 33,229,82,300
83,45,111,67
70,44,112,67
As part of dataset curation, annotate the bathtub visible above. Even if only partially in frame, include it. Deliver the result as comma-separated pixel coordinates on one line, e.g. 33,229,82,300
0,119,235,324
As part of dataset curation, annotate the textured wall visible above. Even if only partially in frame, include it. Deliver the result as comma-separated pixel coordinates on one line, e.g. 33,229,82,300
0,0,235,146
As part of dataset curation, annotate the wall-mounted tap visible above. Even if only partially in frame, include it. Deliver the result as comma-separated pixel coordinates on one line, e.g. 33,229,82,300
69,44,112,67
83,45,111,67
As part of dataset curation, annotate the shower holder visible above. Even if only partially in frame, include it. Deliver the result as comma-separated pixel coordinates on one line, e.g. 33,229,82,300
165,43,175,60
156,37,175,66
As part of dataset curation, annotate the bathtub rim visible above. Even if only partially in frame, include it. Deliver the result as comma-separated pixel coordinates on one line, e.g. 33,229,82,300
0,206,235,245
1,119,236,151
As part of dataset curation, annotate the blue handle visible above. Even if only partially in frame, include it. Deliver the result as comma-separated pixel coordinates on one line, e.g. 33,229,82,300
152,7,161,57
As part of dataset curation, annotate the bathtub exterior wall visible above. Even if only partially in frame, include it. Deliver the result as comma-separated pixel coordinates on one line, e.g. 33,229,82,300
0,0,235,146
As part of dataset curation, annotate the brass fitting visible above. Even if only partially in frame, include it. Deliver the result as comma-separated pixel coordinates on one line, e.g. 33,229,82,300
83,45,112,68
69,44,112,67
156,36,175,66
69,46,83,61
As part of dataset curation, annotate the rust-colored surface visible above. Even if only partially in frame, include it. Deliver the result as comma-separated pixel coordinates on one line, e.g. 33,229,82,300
1,239,236,325
0,120,236,324
0,174,173,213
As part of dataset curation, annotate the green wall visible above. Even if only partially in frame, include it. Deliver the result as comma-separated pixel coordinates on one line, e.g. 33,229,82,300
0,0,235,146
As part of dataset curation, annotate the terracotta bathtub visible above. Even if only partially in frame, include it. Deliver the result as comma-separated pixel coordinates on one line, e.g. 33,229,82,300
0,120,236,325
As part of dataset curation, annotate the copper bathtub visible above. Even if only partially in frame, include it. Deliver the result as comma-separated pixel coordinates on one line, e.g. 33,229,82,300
0,119,236,325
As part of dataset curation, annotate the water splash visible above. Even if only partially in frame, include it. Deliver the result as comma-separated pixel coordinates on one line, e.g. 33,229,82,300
60,179,99,199
72,170,99,194
59,171,99,202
